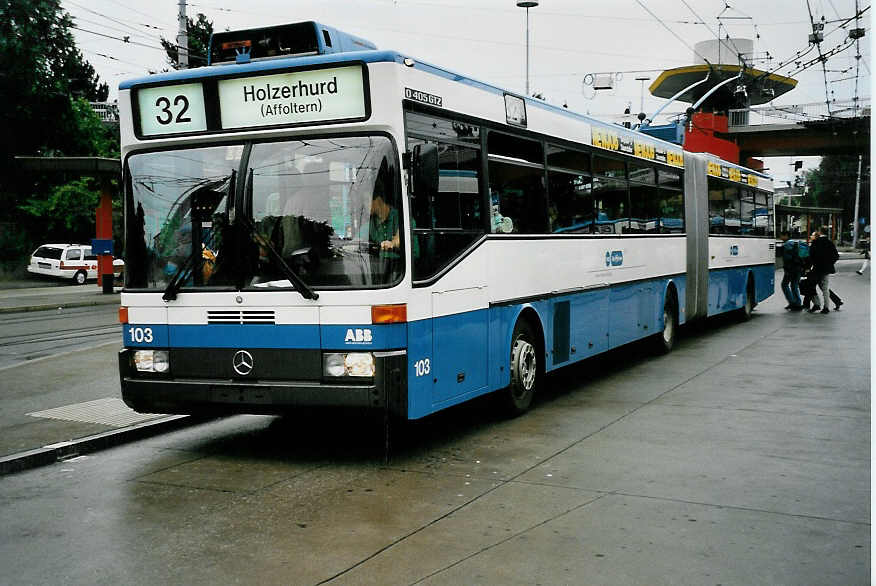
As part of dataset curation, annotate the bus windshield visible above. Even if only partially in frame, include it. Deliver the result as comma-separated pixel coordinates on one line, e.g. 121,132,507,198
124,136,402,291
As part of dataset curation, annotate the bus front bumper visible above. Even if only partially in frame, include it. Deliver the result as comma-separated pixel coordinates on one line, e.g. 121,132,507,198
119,349,408,417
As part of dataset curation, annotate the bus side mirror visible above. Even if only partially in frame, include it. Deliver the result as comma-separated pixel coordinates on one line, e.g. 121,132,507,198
410,143,438,197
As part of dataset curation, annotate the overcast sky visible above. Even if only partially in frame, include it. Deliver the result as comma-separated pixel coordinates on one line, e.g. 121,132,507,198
63,0,871,184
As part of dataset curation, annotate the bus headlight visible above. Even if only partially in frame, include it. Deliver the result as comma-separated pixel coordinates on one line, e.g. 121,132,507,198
134,350,170,373
323,352,375,377
323,353,346,377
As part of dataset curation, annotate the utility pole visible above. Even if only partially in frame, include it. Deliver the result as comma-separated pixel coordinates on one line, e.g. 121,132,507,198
852,153,863,248
177,0,189,69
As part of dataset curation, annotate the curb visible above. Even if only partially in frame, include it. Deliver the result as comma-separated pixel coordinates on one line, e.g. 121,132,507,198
0,414,197,476
0,297,120,314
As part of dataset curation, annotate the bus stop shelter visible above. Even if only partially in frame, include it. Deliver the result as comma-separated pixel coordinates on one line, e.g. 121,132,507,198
775,204,845,241
15,156,121,293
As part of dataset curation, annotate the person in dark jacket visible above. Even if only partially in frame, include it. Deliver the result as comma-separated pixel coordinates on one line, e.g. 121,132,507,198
780,232,804,310
807,227,841,313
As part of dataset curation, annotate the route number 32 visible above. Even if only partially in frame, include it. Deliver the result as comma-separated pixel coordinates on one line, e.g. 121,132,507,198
155,95,192,125
413,358,431,377
128,327,154,344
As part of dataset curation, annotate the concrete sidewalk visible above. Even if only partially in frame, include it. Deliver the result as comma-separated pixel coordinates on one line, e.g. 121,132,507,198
0,283,121,313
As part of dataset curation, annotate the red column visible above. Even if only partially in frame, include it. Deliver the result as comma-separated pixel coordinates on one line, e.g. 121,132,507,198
95,179,114,293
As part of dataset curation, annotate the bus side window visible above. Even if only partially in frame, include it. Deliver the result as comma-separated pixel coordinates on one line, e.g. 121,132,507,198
405,131,484,281
487,132,548,234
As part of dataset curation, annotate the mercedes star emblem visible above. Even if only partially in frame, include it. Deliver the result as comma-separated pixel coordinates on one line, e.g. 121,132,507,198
232,350,254,376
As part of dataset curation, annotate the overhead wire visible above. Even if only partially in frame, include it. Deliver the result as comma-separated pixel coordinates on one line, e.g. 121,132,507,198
70,14,162,43
71,25,208,64
633,0,713,65
64,0,165,33
805,0,834,117
101,0,177,28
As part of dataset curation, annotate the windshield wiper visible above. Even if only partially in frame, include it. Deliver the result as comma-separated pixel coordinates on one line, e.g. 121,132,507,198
237,213,319,300
239,168,318,300
162,174,235,301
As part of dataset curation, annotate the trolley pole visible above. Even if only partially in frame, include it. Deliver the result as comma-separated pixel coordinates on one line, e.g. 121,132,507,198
517,1,539,96
852,153,863,248
177,0,189,69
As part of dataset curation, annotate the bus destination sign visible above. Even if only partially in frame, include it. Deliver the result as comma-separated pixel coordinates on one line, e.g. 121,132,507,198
591,127,684,168
217,65,366,130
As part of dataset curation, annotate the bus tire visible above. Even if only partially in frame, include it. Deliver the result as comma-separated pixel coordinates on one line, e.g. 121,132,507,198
72,270,87,286
652,291,678,355
738,277,755,321
503,319,540,415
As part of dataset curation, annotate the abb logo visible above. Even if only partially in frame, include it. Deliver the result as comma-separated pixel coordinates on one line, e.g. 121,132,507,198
344,328,373,344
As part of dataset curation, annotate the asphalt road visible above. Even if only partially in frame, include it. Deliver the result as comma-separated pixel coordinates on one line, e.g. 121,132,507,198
0,304,120,370
0,263,869,585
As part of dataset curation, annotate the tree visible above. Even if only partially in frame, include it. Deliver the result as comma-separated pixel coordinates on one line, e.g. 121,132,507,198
0,0,116,268
161,13,213,69
804,154,870,211
804,154,870,240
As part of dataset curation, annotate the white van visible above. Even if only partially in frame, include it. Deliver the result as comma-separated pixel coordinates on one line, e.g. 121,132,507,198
27,244,123,285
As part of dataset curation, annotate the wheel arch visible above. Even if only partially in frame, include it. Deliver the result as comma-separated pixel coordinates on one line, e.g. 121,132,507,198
660,280,680,325
506,304,546,365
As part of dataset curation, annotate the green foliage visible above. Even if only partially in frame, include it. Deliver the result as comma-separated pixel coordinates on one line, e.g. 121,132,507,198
803,154,870,220
19,177,99,237
0,0,118,267
161,13,213,69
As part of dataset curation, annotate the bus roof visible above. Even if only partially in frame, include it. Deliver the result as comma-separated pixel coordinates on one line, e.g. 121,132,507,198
119,48,770,181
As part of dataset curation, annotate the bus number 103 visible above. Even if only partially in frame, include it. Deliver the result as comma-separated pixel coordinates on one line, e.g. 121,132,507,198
128,327,154,343
414,358,431,377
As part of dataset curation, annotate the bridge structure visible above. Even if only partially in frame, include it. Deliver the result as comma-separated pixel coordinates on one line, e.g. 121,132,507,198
721,100,870,160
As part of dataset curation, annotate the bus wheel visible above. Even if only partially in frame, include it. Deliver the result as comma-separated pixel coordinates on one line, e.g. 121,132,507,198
738,279,754,321
503,320,539,415
652,292,678,355
72,270,87,286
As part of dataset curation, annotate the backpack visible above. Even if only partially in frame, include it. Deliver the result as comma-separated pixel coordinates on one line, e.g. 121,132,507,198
783,240,808,264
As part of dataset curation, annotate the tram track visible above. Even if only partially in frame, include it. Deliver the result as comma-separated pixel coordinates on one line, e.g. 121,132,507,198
0,304,121,369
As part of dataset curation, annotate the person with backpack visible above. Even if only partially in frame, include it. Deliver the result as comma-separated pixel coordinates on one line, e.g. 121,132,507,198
808,226,842,314
780,232,804,311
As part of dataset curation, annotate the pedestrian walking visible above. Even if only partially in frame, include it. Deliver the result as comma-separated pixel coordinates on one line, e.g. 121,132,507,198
780,232,804,311
807,227,841,314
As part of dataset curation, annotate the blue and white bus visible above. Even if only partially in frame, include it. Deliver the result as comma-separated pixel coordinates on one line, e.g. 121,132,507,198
117,22,774,419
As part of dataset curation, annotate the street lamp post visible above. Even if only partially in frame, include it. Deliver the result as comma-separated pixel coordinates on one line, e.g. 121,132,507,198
517,1,539,96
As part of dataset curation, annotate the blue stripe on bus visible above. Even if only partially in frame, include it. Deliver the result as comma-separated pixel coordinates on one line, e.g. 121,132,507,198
123,323,407,350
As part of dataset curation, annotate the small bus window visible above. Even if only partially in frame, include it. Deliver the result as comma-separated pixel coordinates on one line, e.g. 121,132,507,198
488,132,543,165
628,161,656,185
546,144,589,174
592,176,629,234
548,170,593,233
593,156,626,179
628,183,660,233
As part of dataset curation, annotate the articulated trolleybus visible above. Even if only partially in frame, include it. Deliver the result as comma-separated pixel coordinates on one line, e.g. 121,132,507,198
118,22,774,419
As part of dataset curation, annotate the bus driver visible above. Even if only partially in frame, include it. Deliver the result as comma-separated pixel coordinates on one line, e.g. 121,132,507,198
369,191,400,257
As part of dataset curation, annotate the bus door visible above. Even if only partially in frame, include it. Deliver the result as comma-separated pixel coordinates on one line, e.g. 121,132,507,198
430,280,489,404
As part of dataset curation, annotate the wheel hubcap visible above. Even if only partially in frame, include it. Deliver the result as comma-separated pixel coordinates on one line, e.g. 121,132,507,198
663,309,674,344
514,340,537,392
